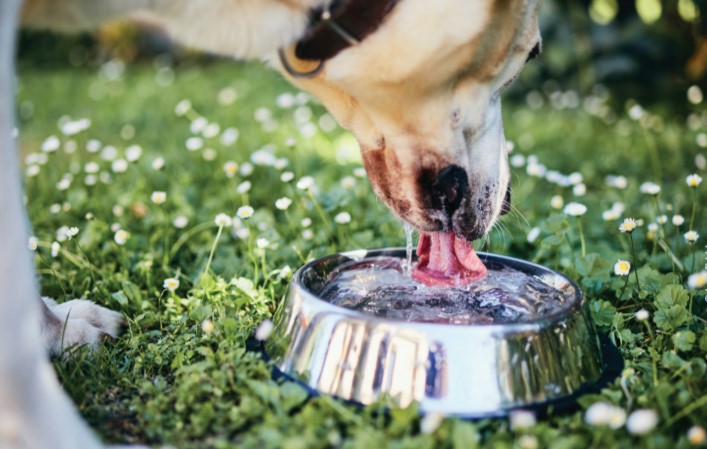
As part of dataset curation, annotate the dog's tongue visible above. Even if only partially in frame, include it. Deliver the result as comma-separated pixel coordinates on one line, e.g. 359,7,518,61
412,232,487,287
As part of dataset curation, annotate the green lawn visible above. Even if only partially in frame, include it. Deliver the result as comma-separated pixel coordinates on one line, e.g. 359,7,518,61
16,58,706,448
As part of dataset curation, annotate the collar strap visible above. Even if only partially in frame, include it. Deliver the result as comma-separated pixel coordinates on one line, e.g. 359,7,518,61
295,0,399,61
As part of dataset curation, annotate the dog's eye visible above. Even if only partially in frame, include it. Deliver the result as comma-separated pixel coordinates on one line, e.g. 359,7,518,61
526,42,542,62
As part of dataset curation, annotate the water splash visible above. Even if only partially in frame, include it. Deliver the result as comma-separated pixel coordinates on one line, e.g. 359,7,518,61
319,257,570,325
403,222,414,274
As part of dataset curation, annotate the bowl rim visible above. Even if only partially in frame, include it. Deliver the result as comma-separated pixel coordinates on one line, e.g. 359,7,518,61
291,248,586,331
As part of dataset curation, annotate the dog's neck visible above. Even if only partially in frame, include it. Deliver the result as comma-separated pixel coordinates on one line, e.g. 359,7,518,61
296,0,399,61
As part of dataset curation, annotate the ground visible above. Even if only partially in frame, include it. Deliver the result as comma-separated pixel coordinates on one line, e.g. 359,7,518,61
16,57,707,448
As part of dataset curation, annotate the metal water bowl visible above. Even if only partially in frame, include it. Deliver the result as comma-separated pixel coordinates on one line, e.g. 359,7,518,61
265,249,620,417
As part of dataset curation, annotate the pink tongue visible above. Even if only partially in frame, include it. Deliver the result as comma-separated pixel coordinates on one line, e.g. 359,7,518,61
412,232,488,287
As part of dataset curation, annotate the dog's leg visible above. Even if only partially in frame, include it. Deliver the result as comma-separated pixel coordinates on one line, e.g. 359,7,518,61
0,1,110,447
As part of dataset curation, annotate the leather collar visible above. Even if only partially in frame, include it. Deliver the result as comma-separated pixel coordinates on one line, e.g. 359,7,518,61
295,0,399,61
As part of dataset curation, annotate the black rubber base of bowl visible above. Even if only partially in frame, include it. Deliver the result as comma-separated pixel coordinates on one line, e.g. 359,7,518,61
248,334,623,420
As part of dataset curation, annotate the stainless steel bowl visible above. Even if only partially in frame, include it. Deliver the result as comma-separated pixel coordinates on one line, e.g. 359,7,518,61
265,249,617,417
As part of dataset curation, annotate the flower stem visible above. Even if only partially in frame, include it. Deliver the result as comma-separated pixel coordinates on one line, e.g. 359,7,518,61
689,189,697,231
629,233,641,292
203,224,224,276
577,217,586,258
618,274,630,301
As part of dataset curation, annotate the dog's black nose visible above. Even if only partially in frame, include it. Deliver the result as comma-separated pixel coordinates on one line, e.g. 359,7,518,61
500,182,511,216
433,165,468,214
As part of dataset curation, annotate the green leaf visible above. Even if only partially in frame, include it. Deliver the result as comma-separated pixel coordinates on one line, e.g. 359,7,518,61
653,305,689,331
656,284,689,308
111,290,129,306
451,421,479,449
280,382,309,413
662,350,687,369
121,280,143,305
672,331,696,352
590,300,616,327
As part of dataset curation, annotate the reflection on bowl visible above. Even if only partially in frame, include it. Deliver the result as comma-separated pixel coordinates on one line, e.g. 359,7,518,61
265,249,619,417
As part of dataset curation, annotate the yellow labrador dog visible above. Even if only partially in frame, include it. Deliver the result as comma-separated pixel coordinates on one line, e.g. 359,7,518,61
0,0,540,447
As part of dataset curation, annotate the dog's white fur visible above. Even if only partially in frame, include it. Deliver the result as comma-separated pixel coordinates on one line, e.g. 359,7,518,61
2,0,539,447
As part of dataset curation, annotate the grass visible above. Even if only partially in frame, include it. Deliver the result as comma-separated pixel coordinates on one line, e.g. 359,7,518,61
16,56,707,448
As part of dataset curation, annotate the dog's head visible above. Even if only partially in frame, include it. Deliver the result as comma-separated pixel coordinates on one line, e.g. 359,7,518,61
280,0,541,241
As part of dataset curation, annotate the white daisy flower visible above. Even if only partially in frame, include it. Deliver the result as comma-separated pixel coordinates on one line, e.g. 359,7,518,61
112,205,124,217
236,181,251,194
550,195,564,209
635,309,650,321
151,157,165,170
214,213,232,228
220,127,239,146
201,319,214,334
202,123,220,138
509,410,536,430
572,183,587,196
66,227,79,239
84,162,100,174
223,161,238,178
684,230,699,243
174,99,191,116
296,176,315,190
614,260,631,276
584,402,626,429
125,145,142,162
111,159,128,173
173,216,189,229
25,165,40,177
518,435,538,449
688,426,706,445
301,217,312,228
240,162,254,176
639,181,661,195
185,136,204,151
527,227,541,243
163,277,180,292
656,214,668,225
28,236,39,251
686,174,702,187
86,139,102,153
510,154,526,167
100,145,118,161
256,238,269,249
236,206,254,219
563,202,587,217
619,218,637,233
41,135,61,153
353,167,367,178
341,176,356,189
51,241,61,257
605,175,628,189
218,87,237,105
275,197,292,210
56,177,71,191
672,215,685,226
151,191,167,204
626,409,658,435
114,229,129,245
189,117,208,134
302,229,314,240
687,271,707,289
254,319,274,341
280,171,295,183
334,212,351,224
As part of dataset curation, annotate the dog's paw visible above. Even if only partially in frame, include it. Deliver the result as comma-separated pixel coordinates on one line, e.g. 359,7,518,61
41,297,125,355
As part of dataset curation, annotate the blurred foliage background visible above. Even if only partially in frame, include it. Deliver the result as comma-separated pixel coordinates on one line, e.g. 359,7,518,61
17,0,706,112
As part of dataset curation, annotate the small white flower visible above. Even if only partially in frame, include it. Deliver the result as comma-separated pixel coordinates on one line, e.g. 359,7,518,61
114,229,129,245
510,154,526,167
614,260,631,276
50,203,62,214
647,223,658,232
296,176,315,190
256,238,269,249
584,402,626,429
284,136,297,147
605,175,628,189
526,162,547,177
688,426,706,445
635,309,649,321
51,241,61,257
568,172,583,185
125,145,142,162
236,181,251,194
302,229,314,240
687,271,707,289
626,409,658,435
518,435,538,449
56,178,71,191
686,174,702,188
189,117,207,134
275,197,292,210
527,227,541,243
203,122,220,138
684,230,699,243
173,216,189,229
214,213,233,228
236,205,254,219
353,167,367,178
232,218,249,240
84,162,100,174
223,161,239,178
111,159,128,173
334,212,351,224
420,411,445,435
151,157,165,170
151,191,167,204
220,127,239,146
112,205,124,217
41,135,61,153
163,277,180,292
110,223,121,232
619,218,637,233
86,139,102,153
201,319,214,334
550,195,564,209
28,236,38,251
602,209,620,221
672,215,685,226
218,86,237,105
274,158,289,170
254,319,274,341
240,162,254,176
185,136,204,151
656,214,668,225
640,181,661,195
251,147,276,166
101,145,118,161
280,171,295,183
175,99,192,116
509,410,536,430
301,217,312,228
25,165,40,177
341,176,356,189
572,183,587,196
563,202,587,217
66,227,79,239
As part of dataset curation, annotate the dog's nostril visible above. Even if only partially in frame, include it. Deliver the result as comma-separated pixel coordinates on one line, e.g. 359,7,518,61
500,183,511,216
433,165,468,214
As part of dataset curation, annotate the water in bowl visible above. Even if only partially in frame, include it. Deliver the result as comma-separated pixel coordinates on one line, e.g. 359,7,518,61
319,256,571,325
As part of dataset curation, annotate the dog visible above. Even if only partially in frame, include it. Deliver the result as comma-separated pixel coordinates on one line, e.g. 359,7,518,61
1,0,540,447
